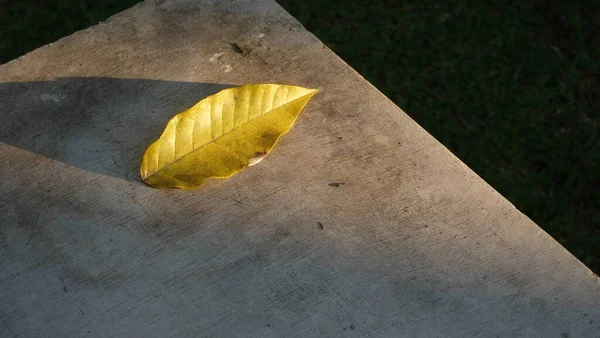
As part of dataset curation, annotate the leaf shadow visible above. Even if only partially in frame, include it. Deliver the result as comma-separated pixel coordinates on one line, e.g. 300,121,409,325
0,77,232,185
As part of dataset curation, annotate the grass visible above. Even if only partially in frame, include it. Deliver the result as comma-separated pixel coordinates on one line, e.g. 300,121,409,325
1,0,598,272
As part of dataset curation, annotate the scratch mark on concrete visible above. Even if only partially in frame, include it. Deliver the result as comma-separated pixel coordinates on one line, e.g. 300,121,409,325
209,52,233,73
209,52,225,63
41,93,64,103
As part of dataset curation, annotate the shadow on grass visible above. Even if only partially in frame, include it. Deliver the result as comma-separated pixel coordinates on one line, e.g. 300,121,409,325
0,77,232,185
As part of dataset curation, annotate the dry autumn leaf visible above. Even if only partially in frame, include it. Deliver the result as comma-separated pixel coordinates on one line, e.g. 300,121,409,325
140,84,318,189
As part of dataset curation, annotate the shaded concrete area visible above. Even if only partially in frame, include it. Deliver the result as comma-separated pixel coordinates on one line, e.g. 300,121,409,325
1,77,230,183
1,0,599,337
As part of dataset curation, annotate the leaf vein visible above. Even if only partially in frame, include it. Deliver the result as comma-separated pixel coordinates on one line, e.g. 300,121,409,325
143,90,315,180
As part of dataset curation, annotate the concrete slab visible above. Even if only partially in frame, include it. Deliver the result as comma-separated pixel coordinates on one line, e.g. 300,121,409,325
1,0,599,336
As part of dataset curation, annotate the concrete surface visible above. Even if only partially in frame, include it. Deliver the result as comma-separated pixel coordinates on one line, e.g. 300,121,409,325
1,0,599,337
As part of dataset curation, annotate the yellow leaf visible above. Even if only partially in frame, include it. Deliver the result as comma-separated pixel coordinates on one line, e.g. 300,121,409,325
140,84,318,189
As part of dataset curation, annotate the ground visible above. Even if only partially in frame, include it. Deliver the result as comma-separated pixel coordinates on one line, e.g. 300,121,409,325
1,0,598,272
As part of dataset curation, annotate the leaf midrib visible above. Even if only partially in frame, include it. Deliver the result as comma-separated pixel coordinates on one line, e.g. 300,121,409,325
144,91,315,181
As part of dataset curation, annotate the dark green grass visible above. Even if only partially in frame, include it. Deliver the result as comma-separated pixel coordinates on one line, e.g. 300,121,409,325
1,1,598,271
